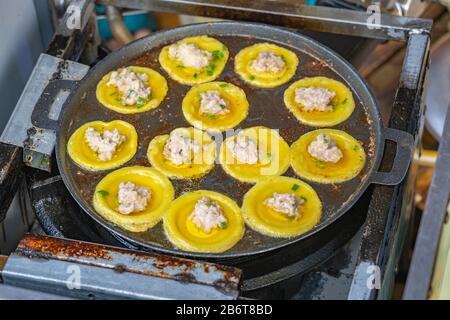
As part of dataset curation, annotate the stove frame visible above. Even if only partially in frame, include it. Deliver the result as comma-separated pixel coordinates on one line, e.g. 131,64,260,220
0,0,432,300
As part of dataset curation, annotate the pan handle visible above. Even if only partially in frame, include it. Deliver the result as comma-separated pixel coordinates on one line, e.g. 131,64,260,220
31,79,79,131
370,128,414,186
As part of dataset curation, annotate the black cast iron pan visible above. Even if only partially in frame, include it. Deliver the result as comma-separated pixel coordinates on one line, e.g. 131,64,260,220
32,22,413,260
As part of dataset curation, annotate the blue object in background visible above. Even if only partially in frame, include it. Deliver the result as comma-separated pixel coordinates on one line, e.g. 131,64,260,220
305,0,318,5
96,5,158,40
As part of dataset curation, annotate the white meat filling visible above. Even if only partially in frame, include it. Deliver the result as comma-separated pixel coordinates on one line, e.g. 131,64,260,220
307,133,343,163
84,127,126,161
199,90,229,116
107,68,151,106
264,193,304,218
168,43,212,69
117,182,151,215
294,86,336,112
190,197,227,233
250,51,286,73
227,135,261,165
163,132,201,165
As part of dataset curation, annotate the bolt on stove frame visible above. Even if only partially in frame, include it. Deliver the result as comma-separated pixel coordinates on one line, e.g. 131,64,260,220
0,0,432,299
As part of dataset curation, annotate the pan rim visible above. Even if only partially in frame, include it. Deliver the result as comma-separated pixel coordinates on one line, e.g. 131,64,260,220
56,21,384,259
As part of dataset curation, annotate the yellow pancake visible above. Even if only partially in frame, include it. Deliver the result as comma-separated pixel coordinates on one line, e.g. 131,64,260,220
96,66,168,114
67,120,138,171
219,126,290,183
182,81,249,132
234,42,298,88
290,129,366,183
147,127,216,179
163,190,244,253
283,76,355,127
242,176,322,238
159,36,229,85
93,166,174,232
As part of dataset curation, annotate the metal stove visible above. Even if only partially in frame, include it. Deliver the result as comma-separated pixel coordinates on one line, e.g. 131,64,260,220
0,0,432,300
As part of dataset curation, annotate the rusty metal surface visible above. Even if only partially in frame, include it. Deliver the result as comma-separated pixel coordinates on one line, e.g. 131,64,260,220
45,22,402,259
7,233,240,298
5,231,241,299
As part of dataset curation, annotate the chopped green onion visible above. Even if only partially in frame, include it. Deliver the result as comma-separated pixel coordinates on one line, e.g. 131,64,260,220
342,98,348,104
207,114,216,120
331,100,339,108
206,64,216,76
97,190,109,197
212,50,224,61
291,184,300,191
193,73,198,79
219,83,229,88
353,144,359,151
219,221,228,229
136,97,148,108
249,75,255,80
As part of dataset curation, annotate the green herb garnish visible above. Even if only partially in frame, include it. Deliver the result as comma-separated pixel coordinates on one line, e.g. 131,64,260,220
219,83,229,88
193,73,198,79
219,103,226,109
301,196,307,202
206,64,216,76
219,221,228,229
207,114,216,120
249,75,255,80
136,97,148,108
331,100,339,108
342,98,348,104
353,144,359,151
291,184,300,191
176,64,185,68
212,50,224,61
97,190,109,197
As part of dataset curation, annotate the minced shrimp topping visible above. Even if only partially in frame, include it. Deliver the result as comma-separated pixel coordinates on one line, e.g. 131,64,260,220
117,181,151,215
226,135,262,165
107,68,151,106
294,86,336,112
250,51,286,73
200,90,229,116
84,127,126,161
264,192,304,218
190,196,228,233
307,133,343,163
168,43,212,69
163,132,201,165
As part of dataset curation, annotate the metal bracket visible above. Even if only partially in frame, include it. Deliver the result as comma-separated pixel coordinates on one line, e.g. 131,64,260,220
0,54,89,171
2,234,241,300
